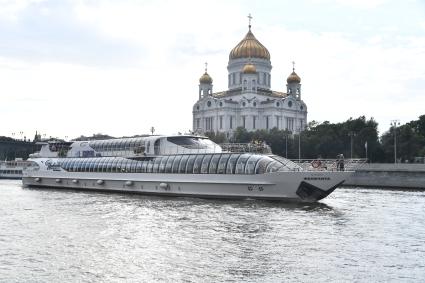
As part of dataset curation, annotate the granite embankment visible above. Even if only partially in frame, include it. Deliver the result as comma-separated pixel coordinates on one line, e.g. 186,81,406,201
344,163,425,189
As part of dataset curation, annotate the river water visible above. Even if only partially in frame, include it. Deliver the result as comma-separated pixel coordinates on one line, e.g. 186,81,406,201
0,179,424,282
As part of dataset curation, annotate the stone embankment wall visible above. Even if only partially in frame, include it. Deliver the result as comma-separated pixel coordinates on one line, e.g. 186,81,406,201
344,163,425,189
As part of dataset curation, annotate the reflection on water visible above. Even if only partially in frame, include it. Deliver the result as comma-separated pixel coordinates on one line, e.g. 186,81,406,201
1,179,425,282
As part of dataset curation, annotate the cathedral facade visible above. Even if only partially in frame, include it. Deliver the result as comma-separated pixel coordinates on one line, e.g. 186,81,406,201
193,22,307,137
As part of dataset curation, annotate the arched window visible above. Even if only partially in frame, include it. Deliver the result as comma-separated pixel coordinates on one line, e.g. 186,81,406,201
235,154,250,174
165,156,176,173
201,154,213,173
172,155,183,173
193,155,205,174
185,155,197,173
209,154,221,174
217,154,231,174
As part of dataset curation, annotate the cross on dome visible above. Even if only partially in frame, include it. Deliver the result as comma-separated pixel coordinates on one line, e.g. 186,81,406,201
248,13,252,30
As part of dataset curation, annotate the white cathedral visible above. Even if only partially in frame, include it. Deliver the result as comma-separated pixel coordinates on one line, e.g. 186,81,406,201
193,19,307,138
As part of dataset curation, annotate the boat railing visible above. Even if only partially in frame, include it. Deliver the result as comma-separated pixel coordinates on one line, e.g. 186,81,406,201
295,158,368,172
219,143,272,154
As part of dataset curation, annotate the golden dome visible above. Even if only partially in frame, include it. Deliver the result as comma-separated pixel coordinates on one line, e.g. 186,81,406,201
229,29,270,60
287,71,301,84
242,62,256,74
199,72,213,84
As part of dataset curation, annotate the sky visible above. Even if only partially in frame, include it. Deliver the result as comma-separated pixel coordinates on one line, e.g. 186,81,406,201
0,0,424,140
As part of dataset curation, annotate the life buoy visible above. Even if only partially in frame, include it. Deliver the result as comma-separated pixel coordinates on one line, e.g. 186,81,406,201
311,160,321,168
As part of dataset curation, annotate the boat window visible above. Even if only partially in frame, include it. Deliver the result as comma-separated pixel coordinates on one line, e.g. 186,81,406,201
178,155,189,173
102,157,111,172
235,154,251,174
101,158,108,172
99,158,109,172
136,161,143,173
226,154,241,174
81,159,90,172
89,159,96,172
115,158,124,173
209,154,221,174
120,159,128,172
111,158,119,173
129,139,136,150
217,154,231,174
146,141,151,154
193,155,205,174
245,155,262,174
266,161,284,173
167,136,215,149
60,159,68,171
200,154,213,173
141,159,148,173
185,155,197,173
146,159,154,173
152,157,162,173
103,141,111,152
106,158,115,172
87,159,95,172
126,159,134,172
61,159,70,171
165,156,176,173
269,155,301,171
92,159,101,172
66,159,73,170
171,155,182,173
255,157,273,174
123,140,130,151
159,156,169,173
154,139,161,155
83,159,91,172
72,159,81,172
130,160,138,173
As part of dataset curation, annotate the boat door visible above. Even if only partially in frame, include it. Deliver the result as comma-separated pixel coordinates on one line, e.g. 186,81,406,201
154,138,161,155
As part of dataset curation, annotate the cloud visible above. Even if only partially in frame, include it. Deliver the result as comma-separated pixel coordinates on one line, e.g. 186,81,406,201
0,0,47,22
0,0,424,139
311,0,387,9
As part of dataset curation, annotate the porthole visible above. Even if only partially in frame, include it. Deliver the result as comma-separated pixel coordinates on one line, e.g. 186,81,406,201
288,101,293,108
207,101,211,107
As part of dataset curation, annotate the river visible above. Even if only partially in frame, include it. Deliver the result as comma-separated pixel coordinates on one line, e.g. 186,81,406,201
0,179,424,282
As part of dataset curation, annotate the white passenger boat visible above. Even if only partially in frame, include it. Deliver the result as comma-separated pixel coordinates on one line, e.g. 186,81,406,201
22,135,359,202
0,159,31,179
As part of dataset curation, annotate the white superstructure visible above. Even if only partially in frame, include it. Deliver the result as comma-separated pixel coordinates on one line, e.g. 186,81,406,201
22,135,357,202
0,159,31,179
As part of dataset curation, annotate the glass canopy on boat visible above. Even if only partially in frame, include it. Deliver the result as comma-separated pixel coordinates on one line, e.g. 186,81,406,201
58,154,302,175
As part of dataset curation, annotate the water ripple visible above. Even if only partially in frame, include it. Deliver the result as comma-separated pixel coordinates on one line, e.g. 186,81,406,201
0,180,424,282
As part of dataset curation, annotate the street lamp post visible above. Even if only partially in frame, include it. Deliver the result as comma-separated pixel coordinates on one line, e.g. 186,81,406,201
390,120,400,164
283,132,289,158
348,131,356,159
297,128,301,161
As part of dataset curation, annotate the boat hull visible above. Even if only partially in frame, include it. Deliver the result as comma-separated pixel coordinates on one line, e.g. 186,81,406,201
22,170,351,202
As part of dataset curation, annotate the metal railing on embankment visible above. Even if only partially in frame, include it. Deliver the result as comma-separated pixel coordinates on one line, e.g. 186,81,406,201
295,159,368,172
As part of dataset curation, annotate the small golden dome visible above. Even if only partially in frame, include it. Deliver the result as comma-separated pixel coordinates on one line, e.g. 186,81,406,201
242,63,256,74
229,29,270,60
287,71,301,84
199,72,213,84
